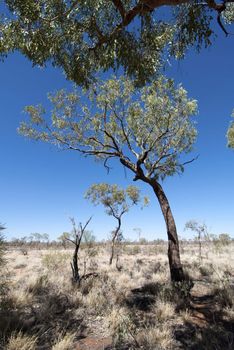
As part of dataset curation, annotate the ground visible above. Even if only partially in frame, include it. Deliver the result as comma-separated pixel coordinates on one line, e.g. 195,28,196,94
0,242,234,349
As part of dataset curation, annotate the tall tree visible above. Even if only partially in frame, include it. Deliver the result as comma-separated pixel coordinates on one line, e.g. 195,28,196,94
19,76,197,282
1,1,234,87
85,183,146,265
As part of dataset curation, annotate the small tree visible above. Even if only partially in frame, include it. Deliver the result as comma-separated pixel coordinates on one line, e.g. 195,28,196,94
57,232,71,249
65,217,92,283
19,76,197,282
185,220,209,263
218,233,231,246
86,183,145,265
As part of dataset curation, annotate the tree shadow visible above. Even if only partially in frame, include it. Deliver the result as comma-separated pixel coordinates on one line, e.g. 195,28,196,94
175,292,234,350
124,282,162,311
124,281,191,312
0,276,86,349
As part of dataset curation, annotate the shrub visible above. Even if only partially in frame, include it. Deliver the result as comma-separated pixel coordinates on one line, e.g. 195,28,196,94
42,252,70,271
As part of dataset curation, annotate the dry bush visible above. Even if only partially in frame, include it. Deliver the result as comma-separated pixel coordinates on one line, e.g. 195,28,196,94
108,307,137,346
153,299,175,323
85,287,109,314
6,332,37,350
136,326,175,350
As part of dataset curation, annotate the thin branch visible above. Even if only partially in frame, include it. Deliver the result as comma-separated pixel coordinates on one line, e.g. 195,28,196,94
104,155,114,173
182,155,199,166
81,216,93,233
65,237,76,245
113,110,139,158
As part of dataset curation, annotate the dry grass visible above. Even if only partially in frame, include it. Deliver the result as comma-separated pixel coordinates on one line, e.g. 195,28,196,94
6,332,37,350
51,332,76,350
1,242,234,349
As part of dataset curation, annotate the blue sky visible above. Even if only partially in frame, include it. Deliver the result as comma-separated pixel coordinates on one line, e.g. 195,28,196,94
1,30,234,241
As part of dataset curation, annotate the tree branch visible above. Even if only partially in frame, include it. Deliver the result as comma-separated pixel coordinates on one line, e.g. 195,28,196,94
112,0,126,19
90,0,234,51
182,155,199,167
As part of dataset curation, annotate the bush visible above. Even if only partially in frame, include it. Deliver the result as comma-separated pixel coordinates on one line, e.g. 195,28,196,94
41,252,70,271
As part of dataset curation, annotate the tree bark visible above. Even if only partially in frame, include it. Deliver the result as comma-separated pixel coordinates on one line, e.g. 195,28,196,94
150,180,185,282
109,217,121,265
71,244,80,282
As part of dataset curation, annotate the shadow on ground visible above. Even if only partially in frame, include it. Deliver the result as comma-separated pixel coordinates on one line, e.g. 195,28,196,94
0,275,86,349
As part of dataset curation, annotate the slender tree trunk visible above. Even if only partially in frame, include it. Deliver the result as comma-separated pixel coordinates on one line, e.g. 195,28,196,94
71,244,80,282
109,218,121,265
198,232,202,264
150,180,185,282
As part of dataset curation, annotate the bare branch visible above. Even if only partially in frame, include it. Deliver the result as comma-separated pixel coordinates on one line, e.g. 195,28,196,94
81,216,93,234
182,155,199,166
65,237,76,245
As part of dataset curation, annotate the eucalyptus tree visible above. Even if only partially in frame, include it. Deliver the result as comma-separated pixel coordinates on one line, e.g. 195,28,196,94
1,1,234,87
19,76,197,282
86,183,146,265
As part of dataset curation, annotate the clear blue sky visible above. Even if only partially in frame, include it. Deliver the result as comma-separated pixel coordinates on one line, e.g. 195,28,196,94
1,30,234,241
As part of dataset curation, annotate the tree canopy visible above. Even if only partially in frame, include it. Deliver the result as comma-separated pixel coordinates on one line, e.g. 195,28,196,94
86,183,144,218
1,1,234,86
19,76,197,182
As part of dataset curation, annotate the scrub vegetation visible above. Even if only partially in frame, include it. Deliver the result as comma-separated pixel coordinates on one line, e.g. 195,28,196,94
1,237,234,349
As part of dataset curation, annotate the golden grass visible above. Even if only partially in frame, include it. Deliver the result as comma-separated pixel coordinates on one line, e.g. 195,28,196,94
6,332,37,350
1,242,234,349
51,332,76,350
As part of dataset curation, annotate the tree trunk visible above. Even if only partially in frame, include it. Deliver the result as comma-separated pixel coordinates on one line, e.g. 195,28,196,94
71,244,80,282
150,180,185,282
109,218,121,265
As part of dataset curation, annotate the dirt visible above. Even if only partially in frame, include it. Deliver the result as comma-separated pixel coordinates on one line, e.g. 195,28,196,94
75,336,112,350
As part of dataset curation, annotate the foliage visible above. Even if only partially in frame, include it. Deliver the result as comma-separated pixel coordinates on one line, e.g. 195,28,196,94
29,232,49,243
227,110,234,148
211,233,232,253
185,220,209,240
86,183,142,218
42,252,71,271
86,183,144,265
185,220,209,262
1,1,233,87
57,231,71,248
19,76,197,183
